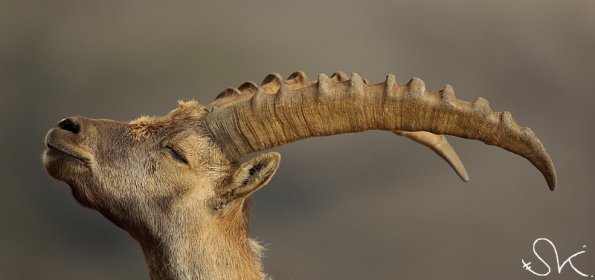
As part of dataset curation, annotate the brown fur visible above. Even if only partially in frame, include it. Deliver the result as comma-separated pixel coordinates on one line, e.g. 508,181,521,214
44,101,274,280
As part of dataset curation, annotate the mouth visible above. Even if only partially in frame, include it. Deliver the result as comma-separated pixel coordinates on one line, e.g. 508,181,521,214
45,143,90,164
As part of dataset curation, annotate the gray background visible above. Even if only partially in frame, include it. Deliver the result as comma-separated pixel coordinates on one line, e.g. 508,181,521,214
1,0,594,279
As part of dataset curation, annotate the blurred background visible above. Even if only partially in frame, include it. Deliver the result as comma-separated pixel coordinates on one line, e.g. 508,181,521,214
1,0,594,279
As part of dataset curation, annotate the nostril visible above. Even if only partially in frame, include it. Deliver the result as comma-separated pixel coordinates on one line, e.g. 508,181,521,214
57,117,81,134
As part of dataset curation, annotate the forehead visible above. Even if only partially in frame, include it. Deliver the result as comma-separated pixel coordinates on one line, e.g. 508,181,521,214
129,100,206,139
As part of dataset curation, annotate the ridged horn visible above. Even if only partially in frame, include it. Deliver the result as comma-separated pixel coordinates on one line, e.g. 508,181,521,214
204,72,557,190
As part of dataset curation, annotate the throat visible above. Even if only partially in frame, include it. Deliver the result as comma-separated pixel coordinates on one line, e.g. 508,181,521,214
137,204,266,280
141,236,265,280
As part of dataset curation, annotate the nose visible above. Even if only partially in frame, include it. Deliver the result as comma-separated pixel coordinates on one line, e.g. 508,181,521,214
57,117,81,134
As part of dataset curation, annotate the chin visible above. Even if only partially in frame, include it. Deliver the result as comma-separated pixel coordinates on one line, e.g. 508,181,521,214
44,148,78,180
43,148,89,189
44,149,98,208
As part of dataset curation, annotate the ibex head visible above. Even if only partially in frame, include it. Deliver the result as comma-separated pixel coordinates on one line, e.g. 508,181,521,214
43,100,281,238
43,71,557,279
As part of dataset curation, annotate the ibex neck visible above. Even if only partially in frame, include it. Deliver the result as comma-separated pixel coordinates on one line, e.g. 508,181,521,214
138,203,265,280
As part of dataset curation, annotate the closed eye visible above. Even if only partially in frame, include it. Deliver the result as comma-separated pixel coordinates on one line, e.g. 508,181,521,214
166,144,189,165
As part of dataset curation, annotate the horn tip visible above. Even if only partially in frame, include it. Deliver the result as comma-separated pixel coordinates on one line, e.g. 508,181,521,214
545,164,557,191
458,168,470,182
522,127,557,191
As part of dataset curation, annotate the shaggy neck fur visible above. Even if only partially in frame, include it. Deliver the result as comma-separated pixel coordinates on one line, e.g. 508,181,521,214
137,200,266,280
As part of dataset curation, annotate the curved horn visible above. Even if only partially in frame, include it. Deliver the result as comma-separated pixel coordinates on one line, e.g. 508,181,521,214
394,130,469,182
204,72,556,190
325,72,469,181
315,71,469,181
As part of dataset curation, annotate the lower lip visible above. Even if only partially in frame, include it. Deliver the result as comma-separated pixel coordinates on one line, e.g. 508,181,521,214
46,145,88,164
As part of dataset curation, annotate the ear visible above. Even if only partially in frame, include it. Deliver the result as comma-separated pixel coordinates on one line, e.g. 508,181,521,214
217,152,281,203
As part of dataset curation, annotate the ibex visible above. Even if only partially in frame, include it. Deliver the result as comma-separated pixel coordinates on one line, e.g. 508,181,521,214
43,71,556,280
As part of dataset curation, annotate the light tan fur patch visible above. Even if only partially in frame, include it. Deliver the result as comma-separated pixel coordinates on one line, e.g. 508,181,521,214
129,100,206,140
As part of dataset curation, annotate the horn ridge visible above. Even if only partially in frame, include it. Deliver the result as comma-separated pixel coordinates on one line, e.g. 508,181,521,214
204,71,556,190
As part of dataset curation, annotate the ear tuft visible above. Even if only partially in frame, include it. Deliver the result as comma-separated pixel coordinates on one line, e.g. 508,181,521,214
248,162,264,176
219,152,281,202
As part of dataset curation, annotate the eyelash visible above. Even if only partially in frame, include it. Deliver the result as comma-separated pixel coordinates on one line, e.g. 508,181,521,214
166,144,189,164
